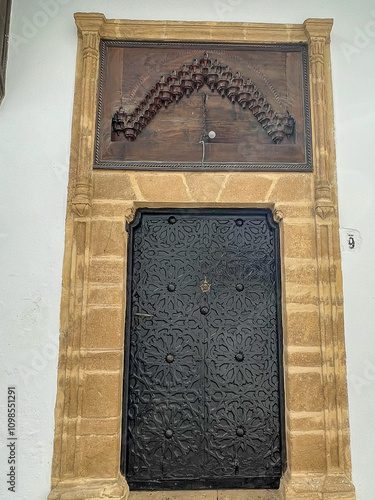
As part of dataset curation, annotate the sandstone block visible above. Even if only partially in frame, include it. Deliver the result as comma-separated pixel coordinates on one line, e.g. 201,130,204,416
83,350,123,371
287,372,324,412
88,285,124,307
93,172,136,200
92,201,132,218
285,309,321,346
284,259,318,286
219,174,273,202
285,283,319,306
89,259,124,285
129,492,218,500
184,172,227,202
162,492,218,500
288,412,325,432
287,349,322,367
135,174,190,201
274,203,313,220
289,432,326,472
78,434,120,478
85,307,124,349
218,490,281,499
269,174,313,202
81,372,121,418
128,490,217,500
80,417,121,436
283,223,316,259
90,220,125,257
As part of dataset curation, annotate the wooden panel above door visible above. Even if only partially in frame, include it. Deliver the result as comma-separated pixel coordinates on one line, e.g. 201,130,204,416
95,41,312,171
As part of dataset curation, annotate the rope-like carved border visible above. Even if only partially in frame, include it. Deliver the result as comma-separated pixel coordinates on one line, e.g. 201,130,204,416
111,52,295,144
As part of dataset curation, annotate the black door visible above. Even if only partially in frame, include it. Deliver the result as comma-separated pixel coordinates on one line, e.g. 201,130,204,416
122,208,285,490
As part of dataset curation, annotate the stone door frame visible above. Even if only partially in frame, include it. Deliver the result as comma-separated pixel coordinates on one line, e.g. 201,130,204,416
48,14,356,500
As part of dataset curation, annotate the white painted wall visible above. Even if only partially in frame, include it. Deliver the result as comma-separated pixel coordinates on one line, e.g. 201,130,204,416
0,1,374,499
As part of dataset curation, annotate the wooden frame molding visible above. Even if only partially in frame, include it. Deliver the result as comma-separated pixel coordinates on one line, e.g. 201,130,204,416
48,14,356,500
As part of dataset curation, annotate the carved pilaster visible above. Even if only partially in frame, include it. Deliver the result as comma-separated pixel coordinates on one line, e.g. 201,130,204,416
305,19,354,492
50,15,104,493
314,219,355,493
71,182,91,217
71,15,104,217
304,19,334,217
50,217,91,483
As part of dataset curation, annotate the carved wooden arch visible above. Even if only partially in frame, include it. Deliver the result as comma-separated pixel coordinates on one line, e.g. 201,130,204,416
112,52,295,144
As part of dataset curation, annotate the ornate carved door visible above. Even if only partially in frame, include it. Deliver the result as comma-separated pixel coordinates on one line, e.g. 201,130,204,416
122,208,285,490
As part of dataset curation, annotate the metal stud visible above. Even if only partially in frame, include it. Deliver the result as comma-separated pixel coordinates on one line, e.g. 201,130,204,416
235,218,244,226
167,283,176,292
235,353,244,362
236,283,244,292
168,216,177,224
165,429,173,439
236,427,245,437
200,306,209,315
166,354,175,363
